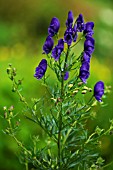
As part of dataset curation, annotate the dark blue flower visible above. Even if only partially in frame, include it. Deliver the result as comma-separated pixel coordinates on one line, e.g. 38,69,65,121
82,51,91,63
64,28,73,46
51,39,64,61
79,61,90,83
66,11,74,28
57,39,64,51
43,36,54,54
84,36,95,54
84,22,94,36
34,59,47,80
76,14,85,32
94,81,104,102
48,17,60,37
64,71,69,80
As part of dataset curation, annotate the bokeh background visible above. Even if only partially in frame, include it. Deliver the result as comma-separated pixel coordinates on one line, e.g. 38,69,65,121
0,0,113,169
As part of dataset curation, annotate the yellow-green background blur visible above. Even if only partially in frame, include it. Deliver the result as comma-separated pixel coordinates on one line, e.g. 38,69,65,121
0,0,113,170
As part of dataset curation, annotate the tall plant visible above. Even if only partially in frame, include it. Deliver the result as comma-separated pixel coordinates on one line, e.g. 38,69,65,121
2,11,112,170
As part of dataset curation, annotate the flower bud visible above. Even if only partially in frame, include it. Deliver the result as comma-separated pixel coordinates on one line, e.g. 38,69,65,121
12,68,16,76
3,106,7,111
68,84,73,88
88,88,92,92
82,86,89,90
12,87,16,92
7,68,11,74
78,82,83,86
4,112,7,119
9,106,14,112
18,80,22,85
81,90,87,94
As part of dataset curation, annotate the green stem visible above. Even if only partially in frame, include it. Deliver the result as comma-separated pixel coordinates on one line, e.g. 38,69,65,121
57,46,69,169
102,161,113,169
13,78,28,108
70,35,84,49
62,120,77,146
25,162,28,170
7,118,32,156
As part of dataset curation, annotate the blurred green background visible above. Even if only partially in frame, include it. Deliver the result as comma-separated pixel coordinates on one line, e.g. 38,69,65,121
0,0,113,169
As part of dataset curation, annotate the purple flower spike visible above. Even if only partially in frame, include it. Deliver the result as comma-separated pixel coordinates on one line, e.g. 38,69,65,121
82,51,91,63
76,14,85,32
79,61,90,83
64,28,73,46
84,22,94,36
48,17,60,37
66,11,74,28
34,59,47,80
43,36,54,54
84,36,95,54
94,81,104,102
51,39,64,61
64,71,69,80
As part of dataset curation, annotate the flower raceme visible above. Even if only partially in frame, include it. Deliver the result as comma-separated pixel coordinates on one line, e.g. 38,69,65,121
34,10,104,95
79,20,95,83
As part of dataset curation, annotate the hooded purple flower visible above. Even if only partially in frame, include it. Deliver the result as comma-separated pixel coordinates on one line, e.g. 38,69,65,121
84,36,95,54
79,61,90,83
94,81,104,102
48,17,60,37
34,59,47,80
64,28,73,46
64,71,69,80
51,39,64,61
76,14,85,32
82,51,91,63
84,22,94,36
43,36,54,54
66,11,74,28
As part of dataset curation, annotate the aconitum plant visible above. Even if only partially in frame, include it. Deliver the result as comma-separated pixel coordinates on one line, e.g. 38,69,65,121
2,11,112,170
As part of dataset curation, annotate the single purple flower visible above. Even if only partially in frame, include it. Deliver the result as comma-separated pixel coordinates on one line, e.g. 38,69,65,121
84,22,94,36
64,71,69,80
57,39,64,51
34,59,47,80
51,39,64,61
94,81,104,102
64,28,73,46
76,14,85,32
48,17,60,37
79,61,90,83
43,36,54,54
84,36,95,54
82,51,91,63
66,11,74,28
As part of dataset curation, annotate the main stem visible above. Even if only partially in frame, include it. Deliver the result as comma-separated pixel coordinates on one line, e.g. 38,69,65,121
58,46,69,169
